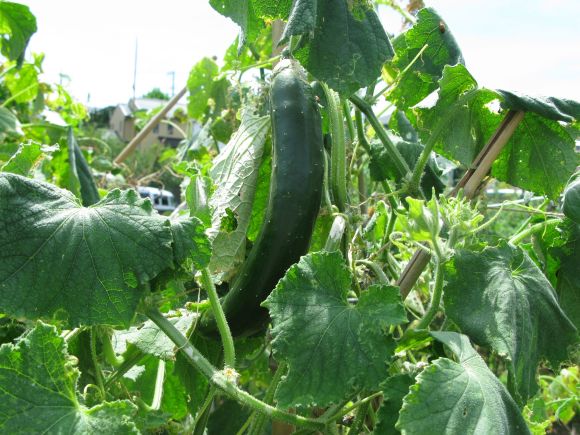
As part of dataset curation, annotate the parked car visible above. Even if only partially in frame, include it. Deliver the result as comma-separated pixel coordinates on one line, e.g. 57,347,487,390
137,186,176,213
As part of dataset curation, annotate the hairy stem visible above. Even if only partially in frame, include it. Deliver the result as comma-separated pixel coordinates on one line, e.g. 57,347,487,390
247,362,288,435
145,307,326,430
200,267,235,368
416,259,445,330
90,327,105,399
357,260,389,284
508,218,561,245
350,94,410,179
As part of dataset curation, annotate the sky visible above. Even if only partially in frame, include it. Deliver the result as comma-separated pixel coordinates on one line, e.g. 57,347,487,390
22,0,580,108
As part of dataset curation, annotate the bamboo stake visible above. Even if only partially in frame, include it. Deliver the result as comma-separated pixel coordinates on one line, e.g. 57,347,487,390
114,86,187,164
396,110,525,299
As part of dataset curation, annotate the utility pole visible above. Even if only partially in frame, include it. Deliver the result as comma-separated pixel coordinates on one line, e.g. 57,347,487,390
132,38,138,99
167,71,175,97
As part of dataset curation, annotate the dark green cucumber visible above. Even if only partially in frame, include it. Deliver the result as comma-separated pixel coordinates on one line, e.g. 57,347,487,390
201,58,324,337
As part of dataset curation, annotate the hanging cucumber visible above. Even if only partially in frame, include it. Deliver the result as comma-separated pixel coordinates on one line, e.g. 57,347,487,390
200,58,324,337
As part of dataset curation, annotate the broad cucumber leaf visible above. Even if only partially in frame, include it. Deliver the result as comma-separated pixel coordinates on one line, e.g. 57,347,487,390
416,64,578,198
114,310,198,361
0,1,37,63
0,106,22,135
0,322,138,434
374,373,415,435
397,332,530,435
263,251,407,408
444,242,577,404
207,109,270,281
0,141,57,176
491,112,578,199
295,0,393,96
496,90,580,123
416,64,500,166
386,8,463,108
0,173,209,326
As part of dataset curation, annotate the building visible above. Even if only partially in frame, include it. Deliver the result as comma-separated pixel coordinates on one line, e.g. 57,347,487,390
109,97,188,148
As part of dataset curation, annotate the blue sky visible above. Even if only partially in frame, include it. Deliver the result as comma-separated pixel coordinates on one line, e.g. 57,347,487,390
23,0,580,107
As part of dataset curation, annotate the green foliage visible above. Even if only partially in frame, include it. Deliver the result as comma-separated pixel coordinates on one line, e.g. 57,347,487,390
0,173,209,326
0,140,57,175
385,8,463,108
444,242,577,404
263,251,406,407
142,87,170,100
0,1,37,63
1,2,579,434
397,332,530,434
0,322,138,433
293,0,394,95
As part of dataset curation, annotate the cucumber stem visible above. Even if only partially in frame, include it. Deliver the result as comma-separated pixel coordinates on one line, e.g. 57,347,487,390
247,362,288,435
145,307,326,430
415,259,445,330
200,268,236,368
350,94,411,180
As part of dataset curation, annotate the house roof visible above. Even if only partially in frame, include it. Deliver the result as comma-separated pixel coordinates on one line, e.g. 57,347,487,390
118,103,132,117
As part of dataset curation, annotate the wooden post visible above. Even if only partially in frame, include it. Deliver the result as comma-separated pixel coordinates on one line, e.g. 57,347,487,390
114,86,187,164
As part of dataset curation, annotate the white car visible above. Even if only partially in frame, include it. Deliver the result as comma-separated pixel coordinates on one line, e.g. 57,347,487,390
137,186,176,213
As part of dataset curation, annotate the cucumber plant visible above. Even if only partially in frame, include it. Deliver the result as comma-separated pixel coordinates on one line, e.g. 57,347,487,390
0,1,578,434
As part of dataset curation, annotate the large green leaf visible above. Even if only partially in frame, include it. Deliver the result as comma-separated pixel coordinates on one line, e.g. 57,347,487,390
397,332,530,435
0,141,57,176
415,64,500,166
263,251,407,408
491,112,578,199
207,109,270,281
0,1,37,63
0,173,208,326
416,64,577,198
444,242,577,404
0,322,138,434
386,8,463,108
496,90,580,123
294,0,393,96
